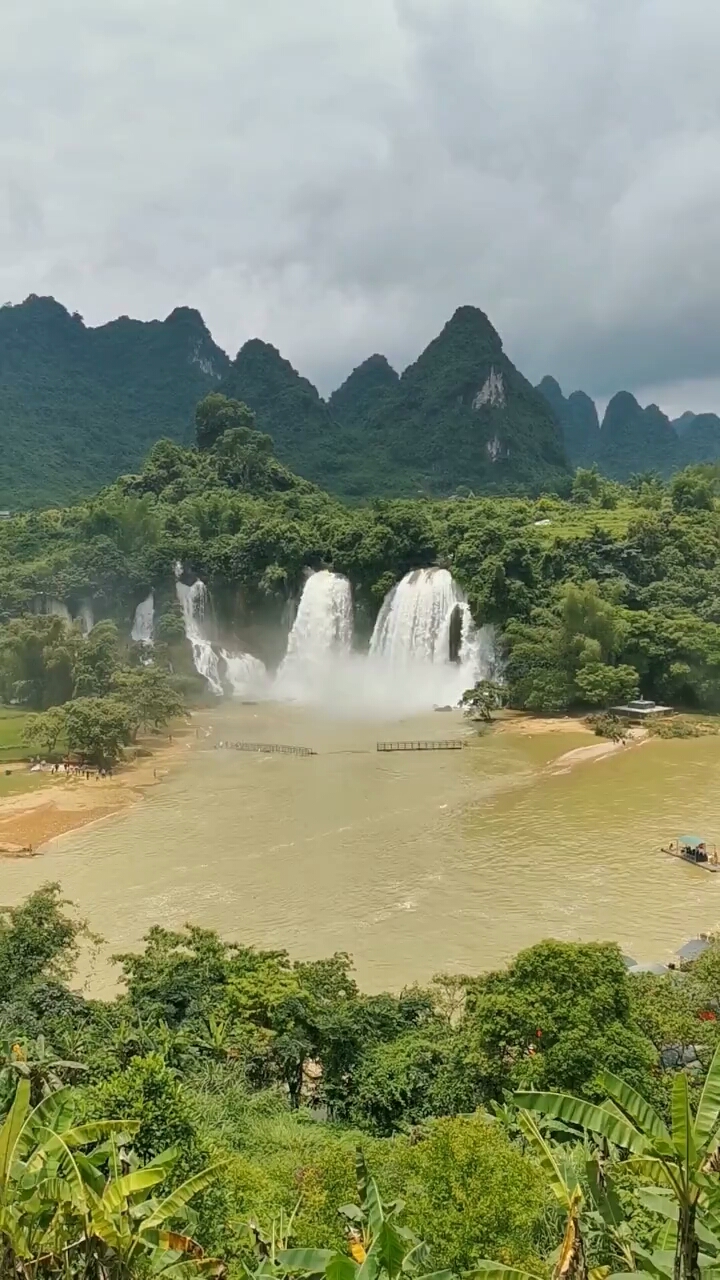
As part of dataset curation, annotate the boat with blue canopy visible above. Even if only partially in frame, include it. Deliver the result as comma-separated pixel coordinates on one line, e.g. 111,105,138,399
662,835,719,872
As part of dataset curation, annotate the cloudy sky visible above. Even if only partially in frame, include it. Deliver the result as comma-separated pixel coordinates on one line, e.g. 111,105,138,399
2,0,720,413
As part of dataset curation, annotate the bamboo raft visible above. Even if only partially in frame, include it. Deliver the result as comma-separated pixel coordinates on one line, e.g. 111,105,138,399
216,741,316,757
376,740,464,752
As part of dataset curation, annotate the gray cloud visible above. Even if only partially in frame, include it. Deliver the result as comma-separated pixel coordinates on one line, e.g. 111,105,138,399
2,0,720,410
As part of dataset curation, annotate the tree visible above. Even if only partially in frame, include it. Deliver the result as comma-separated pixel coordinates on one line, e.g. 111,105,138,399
571,467,603,505
517,1040,720,1280
462,940,657,1099
110,666,185,738
196,392,258,451
672,469,715,513
63,695,132,766
71,619,122,697
21,705,67,756
461,679,505,722
347,1028,452,1134
0,614,78,709
573,661,639,708
0,884,82,994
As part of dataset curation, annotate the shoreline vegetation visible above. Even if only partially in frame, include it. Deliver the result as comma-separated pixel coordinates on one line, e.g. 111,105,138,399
0,718,196,855
6,880,720,1280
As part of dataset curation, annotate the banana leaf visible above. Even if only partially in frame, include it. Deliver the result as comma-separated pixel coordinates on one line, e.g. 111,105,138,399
515,1092,648,1155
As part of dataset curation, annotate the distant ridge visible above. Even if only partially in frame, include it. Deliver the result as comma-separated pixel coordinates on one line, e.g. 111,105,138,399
219,306,571,496
0,295,228,507
3,289,720,509
536,377,720,479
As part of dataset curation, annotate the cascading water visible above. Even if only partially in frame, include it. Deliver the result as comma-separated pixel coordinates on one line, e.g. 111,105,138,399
274,570,354,702
370,568,464,665
175,578,224,696
76,602,94,635
366,567,495,710
221,650,269,700
167,563,495,714
131,592,155,644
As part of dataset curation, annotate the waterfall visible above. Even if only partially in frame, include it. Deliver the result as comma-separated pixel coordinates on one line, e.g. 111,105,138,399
275,570,354,701
131,592,155,644
176,578,224,696
221,650,269,700
369,568,466,664
76,602,94,635
367,568,493,708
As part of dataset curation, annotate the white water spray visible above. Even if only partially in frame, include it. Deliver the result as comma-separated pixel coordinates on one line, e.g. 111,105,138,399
131,592,155,644
275,570,354,701
76,602,94,635
363,568,495,712
176,578,224,696
272,566,495,716
221,650,269,699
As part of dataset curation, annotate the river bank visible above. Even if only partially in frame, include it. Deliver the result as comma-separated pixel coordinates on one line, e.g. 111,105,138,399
4,700,720,995
0,721,200,855
0,711,645,856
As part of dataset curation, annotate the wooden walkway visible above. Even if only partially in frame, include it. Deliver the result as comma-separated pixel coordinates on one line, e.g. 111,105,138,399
216,741,316,757
376,740,464,752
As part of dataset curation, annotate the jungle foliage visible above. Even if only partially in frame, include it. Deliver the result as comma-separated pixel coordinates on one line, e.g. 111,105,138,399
3,397,720,713
0,613,185,765
5,887,720,1278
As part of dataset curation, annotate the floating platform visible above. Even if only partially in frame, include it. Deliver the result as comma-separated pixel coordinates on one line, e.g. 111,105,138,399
376,740,464,752
216,741,316,757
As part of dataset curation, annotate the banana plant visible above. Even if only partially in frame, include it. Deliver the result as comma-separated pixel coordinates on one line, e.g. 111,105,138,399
0,1076,135,1273
81,1137,227,1278
0,1034,86,1109
277,1149,452,1280
0,1077,225,1277
515,1042,720,1280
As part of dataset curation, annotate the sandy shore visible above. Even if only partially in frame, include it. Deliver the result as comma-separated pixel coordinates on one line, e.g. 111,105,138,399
493,711,650,771
0,723,201,855
494,712,592,735
0,710,649,856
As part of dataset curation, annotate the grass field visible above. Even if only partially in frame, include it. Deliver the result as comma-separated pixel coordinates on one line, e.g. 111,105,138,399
0,709,31,762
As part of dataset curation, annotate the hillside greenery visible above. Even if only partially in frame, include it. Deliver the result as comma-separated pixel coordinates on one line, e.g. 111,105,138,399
538,378,720,481
2,397,720,714
5,883,720,1277
0,296,228,509
221,308,570,498
1,297,571,510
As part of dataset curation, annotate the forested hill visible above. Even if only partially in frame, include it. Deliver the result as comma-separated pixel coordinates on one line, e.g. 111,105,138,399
0,296,570,508
221,305,571,497
8,289,720,508
0,296,229,508
537,376,720,479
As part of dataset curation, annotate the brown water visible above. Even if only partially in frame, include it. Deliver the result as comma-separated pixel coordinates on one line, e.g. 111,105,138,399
4,704,720,992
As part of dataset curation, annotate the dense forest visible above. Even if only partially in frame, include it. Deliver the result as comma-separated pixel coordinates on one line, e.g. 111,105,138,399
2,395,720,721
537,377,720,480
4,881,720,1278
5,293,720,511
0,297,228,509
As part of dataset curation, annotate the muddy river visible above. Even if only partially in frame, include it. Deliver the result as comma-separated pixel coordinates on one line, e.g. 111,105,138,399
4,704,720,991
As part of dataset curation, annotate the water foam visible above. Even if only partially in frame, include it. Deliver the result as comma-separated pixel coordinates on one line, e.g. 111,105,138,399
131,592,155,644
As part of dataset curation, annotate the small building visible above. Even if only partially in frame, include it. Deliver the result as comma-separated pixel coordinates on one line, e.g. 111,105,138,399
610,697,673,721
